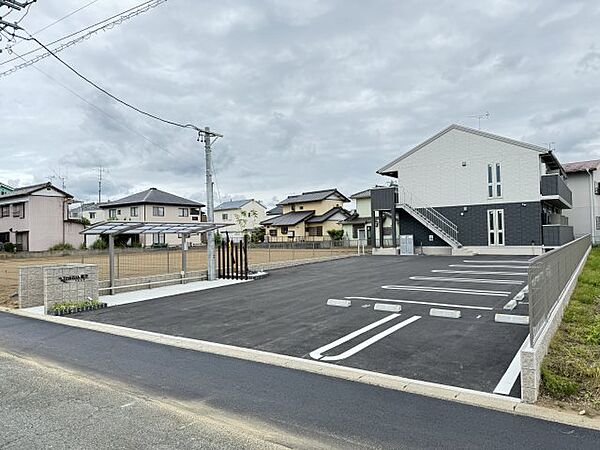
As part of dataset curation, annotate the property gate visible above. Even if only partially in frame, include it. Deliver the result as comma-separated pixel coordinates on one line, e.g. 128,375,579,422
217,234,249,280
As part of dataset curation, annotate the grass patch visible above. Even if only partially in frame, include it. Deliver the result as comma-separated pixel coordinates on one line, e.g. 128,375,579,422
541,247,600,411
50,299,103,315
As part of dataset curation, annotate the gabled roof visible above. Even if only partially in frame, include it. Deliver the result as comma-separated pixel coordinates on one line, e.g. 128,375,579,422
563,159,600,174
266,205,283,216
215,199,252,211
278,189,350,205
0,182,72,200
101,188,204,208
377,124,556,177
0,182,14,191
306,207,351,223
260,211,314,226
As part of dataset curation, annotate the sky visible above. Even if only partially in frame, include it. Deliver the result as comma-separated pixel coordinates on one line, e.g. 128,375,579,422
1,0,599,208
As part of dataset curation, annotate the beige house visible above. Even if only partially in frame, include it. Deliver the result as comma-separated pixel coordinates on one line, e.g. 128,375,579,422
69,202,104,224
96,187,205,247
261,189,351,242
341,187,396,246
214,199,267,241
0,182,84,251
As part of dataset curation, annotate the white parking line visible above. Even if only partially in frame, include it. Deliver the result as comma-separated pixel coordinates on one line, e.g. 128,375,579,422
449,264,531,269
463,260,530,264
346,296,494,311
410,276,523,285
432,269,527,276
493,336,529,395
381,285,510,297
310,315,421,361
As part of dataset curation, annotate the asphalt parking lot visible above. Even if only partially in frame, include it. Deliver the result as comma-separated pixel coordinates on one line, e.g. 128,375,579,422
76,255,531,396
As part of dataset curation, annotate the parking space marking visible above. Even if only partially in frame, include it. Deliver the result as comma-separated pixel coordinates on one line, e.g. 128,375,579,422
410,276,523,285
381,285,511,297
493,336,529,395
309,313,400,361
462,260,530,264
432,269,527,276
310,315,421,361
449,264,531,269
345,296,494,311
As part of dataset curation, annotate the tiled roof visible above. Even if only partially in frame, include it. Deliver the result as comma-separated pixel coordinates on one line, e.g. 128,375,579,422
261,211,314,226
215,199,251,211
278,189,349,205
266,205,283,216
101,188,204,208
563,159,600,173
0,182,72,200
306,207,351,223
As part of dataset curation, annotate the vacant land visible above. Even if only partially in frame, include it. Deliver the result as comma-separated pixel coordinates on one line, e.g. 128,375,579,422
541,246,600,414
0,246,353,308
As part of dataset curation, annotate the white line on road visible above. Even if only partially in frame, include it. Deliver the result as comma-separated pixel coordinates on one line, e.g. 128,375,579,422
310,316,422,361
432,270,528,276
309,313,400,360
410,276,524,285
345,296,494,311
493,336,529,395
463,260,530,264
381,285,510,297
449,264,531,269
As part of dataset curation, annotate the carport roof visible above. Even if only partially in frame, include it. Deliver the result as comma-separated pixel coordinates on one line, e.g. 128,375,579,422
81,221,227,235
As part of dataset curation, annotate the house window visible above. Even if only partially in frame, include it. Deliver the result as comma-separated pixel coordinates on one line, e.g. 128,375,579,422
352,224,363,239
281,226,289,234
190,207,200,216
487,163,502,198
291,204,296,211
179,208,189,217
596,216,600,231
269,229,277,237
130,207,138,217
153,206,165,217
152,233,165,245
1,205,9,218
299,206,304,210
109,209,117,219
307,226,323,236
222,213,229,220
12,203,24,219
383,227,392,236
0,232,8,242
89,212,96,219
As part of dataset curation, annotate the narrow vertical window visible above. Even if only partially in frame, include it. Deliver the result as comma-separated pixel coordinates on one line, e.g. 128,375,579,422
487,164,493,198
496,163,502,197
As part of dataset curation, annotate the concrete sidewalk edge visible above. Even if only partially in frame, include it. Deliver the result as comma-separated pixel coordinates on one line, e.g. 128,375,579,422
3,307,599,431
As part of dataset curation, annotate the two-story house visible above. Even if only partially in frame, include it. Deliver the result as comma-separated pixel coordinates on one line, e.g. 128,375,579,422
261,189,351,241
375,124,573,255
69,202,105,224
214,199,267,241
0,182,14,196
97,187,205,247
562,159,600,244
341,186,396,245
0,182,84,251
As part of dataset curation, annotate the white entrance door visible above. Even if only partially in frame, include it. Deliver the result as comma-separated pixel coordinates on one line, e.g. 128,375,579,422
487,209,505,246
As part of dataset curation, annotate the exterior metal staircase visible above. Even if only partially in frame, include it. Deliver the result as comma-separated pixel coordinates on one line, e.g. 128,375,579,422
397,186,462,248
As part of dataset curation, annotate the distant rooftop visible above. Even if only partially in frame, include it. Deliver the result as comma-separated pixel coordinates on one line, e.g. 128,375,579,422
563,159,600,173
101,187,204,208
0,182,71,200
214,199,265,211
278,189,349,205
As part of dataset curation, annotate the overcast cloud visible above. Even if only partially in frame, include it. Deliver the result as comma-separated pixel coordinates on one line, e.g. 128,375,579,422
1,0,599,206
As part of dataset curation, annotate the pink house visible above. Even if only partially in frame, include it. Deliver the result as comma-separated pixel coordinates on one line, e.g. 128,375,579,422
0,182,84,252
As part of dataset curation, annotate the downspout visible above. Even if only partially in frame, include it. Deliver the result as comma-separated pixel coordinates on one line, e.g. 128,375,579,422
586,169,595,243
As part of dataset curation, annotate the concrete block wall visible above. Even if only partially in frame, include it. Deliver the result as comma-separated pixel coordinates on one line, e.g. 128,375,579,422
42,265,99,314
18,265,46,308
98,270,208,294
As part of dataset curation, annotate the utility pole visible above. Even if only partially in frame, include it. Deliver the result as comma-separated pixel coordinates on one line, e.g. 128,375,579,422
98,167,105,203
200,126,221,281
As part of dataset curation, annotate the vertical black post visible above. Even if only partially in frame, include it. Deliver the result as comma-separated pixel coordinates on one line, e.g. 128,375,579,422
391,205,398,248
371,211,377,248
244,235,249,280
237,242,241,280
217,239,221,279
378,210,385,248
226,235,230,279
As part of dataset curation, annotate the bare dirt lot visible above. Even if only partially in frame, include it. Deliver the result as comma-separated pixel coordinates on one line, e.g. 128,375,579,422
0,246,354,308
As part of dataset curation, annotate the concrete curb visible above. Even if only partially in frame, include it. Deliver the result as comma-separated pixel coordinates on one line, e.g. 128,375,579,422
2,307,599,432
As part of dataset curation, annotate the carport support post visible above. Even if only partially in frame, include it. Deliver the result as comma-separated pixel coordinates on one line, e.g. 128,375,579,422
181,233,187,283
378,210,385,248
370,211,377,248
108,234,115,295
391,206,398,248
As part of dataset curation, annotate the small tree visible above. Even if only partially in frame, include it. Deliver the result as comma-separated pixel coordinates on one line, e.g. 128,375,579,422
214,231,222,246
234,209,259,238
327,229,344,241
91,238,108,250
251,226,266,243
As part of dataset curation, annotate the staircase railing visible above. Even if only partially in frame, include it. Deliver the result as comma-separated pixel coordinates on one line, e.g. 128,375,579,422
397,185,460,244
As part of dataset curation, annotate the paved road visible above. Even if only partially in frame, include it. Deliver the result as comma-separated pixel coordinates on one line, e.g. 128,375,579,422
1,312,597,449
77,255,529,393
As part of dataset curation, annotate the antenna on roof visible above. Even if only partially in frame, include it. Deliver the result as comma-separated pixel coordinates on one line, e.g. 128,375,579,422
543,142,556,151
467,111,490,130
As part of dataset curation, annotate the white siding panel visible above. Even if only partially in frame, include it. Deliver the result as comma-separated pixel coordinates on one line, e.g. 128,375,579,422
392,128,541,207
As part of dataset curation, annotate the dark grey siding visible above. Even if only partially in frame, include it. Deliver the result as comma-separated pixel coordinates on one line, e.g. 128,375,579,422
398,210,450,247
371,187,397,211
398,201,543,246
542,225,574,246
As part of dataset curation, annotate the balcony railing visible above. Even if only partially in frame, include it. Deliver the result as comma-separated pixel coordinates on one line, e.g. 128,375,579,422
542,224,574,247
541,174,572,209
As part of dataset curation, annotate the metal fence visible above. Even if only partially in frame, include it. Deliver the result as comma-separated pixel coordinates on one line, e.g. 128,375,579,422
528,234,591,345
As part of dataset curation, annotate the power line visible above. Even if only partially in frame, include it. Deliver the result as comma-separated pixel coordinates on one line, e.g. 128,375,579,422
0,0,164,69
30,0,102,36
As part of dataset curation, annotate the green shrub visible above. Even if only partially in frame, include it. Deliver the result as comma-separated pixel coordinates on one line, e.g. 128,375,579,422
49,243,75,251
79,242,88,250
327,229,345,241
2,242,15,252
51,299,102,314
251,226,265,243
541,365,580,398
91,238,107,250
